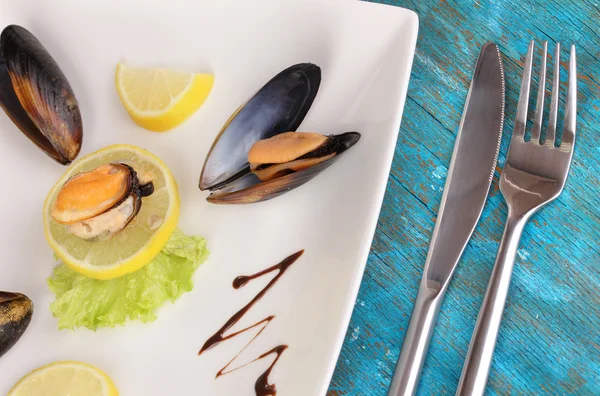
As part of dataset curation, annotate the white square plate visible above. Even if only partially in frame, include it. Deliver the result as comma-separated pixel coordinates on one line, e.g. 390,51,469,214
0,0,418,394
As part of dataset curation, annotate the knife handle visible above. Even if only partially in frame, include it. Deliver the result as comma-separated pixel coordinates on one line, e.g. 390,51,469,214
388,281,446,396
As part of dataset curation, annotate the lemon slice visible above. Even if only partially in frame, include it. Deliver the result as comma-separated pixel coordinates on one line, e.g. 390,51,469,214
43,144,180,280
115,63,214,132
8,361,119,396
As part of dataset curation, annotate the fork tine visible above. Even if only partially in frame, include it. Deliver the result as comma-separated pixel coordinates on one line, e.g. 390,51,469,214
514,41,535,140
561,45,577,149
531,41,548,143
546,43,560,146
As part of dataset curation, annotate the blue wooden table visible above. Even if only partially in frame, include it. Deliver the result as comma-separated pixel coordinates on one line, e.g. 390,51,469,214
327,1,600,395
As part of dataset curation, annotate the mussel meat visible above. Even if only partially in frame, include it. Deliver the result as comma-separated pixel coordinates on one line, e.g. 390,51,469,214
51,163,154,241
199,63,360,204
0,24,82,165
0,292,33,359
248,132,359,181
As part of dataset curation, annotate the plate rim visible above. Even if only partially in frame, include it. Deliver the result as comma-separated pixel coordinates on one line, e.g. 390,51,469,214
317,1,419,394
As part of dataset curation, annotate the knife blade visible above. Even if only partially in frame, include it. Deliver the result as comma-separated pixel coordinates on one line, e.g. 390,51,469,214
387,42,505,396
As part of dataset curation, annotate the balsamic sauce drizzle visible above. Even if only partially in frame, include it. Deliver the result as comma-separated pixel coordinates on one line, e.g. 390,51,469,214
199,250,304,396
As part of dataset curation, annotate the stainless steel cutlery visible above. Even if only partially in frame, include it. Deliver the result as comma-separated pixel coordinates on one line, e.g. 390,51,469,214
388,40,577,396
457,40,577,396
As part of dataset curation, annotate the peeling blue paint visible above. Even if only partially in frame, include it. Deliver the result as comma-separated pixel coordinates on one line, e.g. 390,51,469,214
432,165,448,180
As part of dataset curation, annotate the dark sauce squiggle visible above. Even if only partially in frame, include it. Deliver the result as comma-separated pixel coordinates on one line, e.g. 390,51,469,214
199,250,304,396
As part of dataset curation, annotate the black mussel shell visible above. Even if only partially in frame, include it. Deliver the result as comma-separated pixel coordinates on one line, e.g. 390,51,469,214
207,132,361,204
0,292,33,359
0,24,82,165
108,163,143,230
199,63,321,191
139,181,155,197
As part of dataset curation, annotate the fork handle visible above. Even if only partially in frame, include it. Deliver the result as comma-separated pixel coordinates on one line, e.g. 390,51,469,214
456,212,529,396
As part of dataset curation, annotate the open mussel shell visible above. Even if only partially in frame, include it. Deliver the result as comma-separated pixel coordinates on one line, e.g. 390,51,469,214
0,24,82,165
199,63,321,191
199,62,361,204
0,292,33,359
208,131,361,204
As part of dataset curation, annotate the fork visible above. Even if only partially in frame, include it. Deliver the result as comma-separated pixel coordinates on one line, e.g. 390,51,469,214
455,40,577,396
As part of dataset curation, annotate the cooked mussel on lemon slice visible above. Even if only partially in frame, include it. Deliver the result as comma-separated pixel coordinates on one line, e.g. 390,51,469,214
199,63,361,204
51,163,154,241
0,292,33,359
43,144,180,280
0,24,82,165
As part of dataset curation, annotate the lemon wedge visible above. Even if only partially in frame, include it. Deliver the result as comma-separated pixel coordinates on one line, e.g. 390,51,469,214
8,361,119,396
43,144,180,280
115,63,214,132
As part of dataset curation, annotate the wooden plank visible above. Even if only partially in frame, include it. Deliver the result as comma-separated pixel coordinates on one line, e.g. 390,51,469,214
328,0,600,394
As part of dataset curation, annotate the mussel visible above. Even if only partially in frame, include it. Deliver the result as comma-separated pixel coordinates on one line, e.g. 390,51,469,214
248,131,360,181
51,163,154,241
0,292,33,359
199,63,360,204
0,24,82,165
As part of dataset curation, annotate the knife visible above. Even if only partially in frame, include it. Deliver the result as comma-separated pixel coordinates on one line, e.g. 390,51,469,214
387,42,505,396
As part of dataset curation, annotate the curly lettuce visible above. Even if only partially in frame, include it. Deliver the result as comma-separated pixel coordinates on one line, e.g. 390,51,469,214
47,229,209,330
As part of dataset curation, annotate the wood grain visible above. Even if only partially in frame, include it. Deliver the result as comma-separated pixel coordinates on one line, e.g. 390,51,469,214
328,0,600,395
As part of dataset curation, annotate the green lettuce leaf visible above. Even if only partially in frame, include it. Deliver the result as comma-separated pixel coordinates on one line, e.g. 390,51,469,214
47,228,209,330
